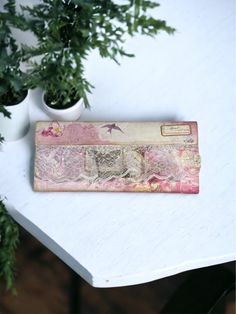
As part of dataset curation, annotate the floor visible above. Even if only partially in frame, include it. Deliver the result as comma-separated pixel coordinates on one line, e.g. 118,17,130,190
0,229,235,314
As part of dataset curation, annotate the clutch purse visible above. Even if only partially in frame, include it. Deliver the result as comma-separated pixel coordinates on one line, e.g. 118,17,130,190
34,121,201,193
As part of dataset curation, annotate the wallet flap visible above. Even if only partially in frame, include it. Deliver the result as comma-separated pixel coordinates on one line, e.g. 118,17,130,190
35,121,198,146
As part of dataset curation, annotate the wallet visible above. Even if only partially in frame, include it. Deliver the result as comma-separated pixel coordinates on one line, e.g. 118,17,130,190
34,121,201,193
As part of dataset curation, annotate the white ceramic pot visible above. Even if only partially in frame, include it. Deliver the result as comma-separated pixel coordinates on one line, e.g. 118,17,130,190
0,90,30,142
42,92,84,121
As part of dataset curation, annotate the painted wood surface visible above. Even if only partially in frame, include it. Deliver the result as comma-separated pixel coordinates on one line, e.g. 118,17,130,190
0,0,235,287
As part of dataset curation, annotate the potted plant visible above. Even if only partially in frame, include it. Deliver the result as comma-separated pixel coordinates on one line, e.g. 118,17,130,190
0,197,19,293
23,0,175,121
0,1,30,141
25,47,90,121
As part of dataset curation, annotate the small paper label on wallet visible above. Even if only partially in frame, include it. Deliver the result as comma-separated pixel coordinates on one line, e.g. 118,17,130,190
161,124,191,136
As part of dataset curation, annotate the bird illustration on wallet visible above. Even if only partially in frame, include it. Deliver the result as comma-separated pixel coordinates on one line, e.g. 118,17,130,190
101,123,124,134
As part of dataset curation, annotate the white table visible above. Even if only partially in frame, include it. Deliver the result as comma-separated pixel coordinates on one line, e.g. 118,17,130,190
0,0,235,287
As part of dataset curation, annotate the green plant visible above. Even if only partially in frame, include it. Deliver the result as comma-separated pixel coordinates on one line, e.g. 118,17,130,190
23,0,175,108
0,0,28,118
0,198,19,294
0,135,4,144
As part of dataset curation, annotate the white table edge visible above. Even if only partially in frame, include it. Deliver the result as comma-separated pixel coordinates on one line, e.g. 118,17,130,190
6,201,235,288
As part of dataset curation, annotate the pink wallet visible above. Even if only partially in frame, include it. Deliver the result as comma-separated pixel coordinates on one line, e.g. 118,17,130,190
34,121,201,193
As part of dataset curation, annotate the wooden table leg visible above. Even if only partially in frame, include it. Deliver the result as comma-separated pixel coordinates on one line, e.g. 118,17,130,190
69,270,82,314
